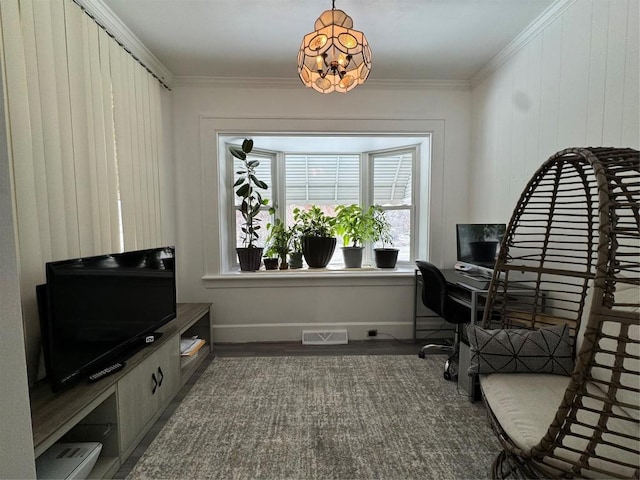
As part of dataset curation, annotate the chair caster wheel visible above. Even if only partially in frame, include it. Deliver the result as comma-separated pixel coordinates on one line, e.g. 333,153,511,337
443,371,452,381
418,351,426,359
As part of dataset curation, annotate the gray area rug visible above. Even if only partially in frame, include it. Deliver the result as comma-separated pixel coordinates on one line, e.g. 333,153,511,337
127,355,500,479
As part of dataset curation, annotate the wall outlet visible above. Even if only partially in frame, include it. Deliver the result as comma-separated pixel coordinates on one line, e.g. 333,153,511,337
367,329,378,337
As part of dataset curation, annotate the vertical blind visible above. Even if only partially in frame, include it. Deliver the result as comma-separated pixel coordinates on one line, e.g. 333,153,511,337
0,0,165,382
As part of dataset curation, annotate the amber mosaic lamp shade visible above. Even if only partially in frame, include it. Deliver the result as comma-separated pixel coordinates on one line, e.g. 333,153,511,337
297,4,372,94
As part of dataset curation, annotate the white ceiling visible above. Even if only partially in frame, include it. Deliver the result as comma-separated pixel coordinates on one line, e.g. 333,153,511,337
101,0,554,81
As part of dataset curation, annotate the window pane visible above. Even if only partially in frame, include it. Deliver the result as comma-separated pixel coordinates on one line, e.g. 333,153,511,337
373,152,413,206
285,154,359,204
373,150,413,262
233,154,272,207
284,154,360,266
235,209,270,248
380,208,411,262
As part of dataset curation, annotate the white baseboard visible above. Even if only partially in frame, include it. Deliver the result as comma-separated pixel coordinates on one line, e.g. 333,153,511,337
211,321,414,343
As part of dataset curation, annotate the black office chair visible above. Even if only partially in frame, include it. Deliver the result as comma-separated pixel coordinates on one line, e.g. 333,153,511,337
415,261,471,381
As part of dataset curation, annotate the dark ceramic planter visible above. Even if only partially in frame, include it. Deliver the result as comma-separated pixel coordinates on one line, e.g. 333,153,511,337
302,236,336,268
374,248,399,268
288,251,303,269
236,247,263,271
342,246,364,268
263,257,279,270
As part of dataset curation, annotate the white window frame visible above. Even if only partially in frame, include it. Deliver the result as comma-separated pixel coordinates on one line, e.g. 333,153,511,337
365,146,418,265
227,144,420,270
203,117,445,280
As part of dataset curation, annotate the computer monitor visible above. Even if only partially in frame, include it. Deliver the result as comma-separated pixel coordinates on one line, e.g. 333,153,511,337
456,223,506,269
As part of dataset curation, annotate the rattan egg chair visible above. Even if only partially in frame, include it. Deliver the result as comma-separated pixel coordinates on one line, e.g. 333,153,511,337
480,147,639,479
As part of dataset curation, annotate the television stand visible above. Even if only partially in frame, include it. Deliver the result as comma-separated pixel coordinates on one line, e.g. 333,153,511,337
29,303,212,479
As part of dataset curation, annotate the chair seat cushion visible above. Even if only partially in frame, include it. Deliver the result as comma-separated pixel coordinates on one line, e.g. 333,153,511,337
480,373,640,478
467,324,574,375
481,373,568,450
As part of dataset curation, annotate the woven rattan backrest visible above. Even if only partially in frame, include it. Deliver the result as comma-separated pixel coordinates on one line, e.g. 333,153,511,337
482,147,639,478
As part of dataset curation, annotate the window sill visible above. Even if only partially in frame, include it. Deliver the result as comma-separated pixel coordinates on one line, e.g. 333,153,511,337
202,265,416,288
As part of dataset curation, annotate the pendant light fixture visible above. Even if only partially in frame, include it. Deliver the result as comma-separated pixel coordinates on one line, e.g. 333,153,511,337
297,0,372,94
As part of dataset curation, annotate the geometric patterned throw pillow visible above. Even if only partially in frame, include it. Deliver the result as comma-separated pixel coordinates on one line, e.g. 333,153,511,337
467,324,574,376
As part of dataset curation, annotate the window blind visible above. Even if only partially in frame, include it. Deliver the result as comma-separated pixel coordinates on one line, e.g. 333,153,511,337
285,154,360,203
373,152,413,205
0,0,165,382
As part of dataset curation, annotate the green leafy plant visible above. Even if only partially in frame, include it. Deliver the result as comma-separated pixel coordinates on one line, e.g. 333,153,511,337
289,223,302,253
292,206,336,238
265,209,293,263
334,204,377,247
230,139,268,248
371,205,394,247
287,219,303,269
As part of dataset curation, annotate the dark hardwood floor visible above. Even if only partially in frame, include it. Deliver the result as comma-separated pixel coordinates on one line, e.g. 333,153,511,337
213,338,422,357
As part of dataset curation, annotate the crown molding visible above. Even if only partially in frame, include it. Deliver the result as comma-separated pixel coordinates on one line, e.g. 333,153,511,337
470,0,575,88
174,76,470,91
74,0,174,88
365,78,470,91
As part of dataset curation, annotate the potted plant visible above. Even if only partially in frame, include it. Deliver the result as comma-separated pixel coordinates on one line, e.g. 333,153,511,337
371,206,399,268
467,224,505,263
266,210,292,270
230,139,268,271
262,251,279,270
263,256,279,270
288,222,304,269
293,206,336,268
335,204,377,268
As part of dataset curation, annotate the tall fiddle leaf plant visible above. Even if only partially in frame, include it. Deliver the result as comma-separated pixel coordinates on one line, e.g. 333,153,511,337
230,139,268,248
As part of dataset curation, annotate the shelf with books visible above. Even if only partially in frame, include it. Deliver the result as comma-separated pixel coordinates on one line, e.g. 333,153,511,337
178,309,211,383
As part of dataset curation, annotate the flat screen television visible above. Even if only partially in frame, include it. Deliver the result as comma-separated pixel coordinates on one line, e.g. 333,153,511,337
456,224,506,269
38,246,176,392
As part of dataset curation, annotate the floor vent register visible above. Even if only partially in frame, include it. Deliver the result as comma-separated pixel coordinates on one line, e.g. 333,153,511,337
302,329,349,345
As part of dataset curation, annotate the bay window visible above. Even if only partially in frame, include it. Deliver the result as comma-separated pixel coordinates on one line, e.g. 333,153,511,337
228,139,420,269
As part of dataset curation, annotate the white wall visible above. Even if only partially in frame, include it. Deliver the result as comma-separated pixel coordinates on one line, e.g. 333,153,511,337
469,0,639,221
172,82,472,342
